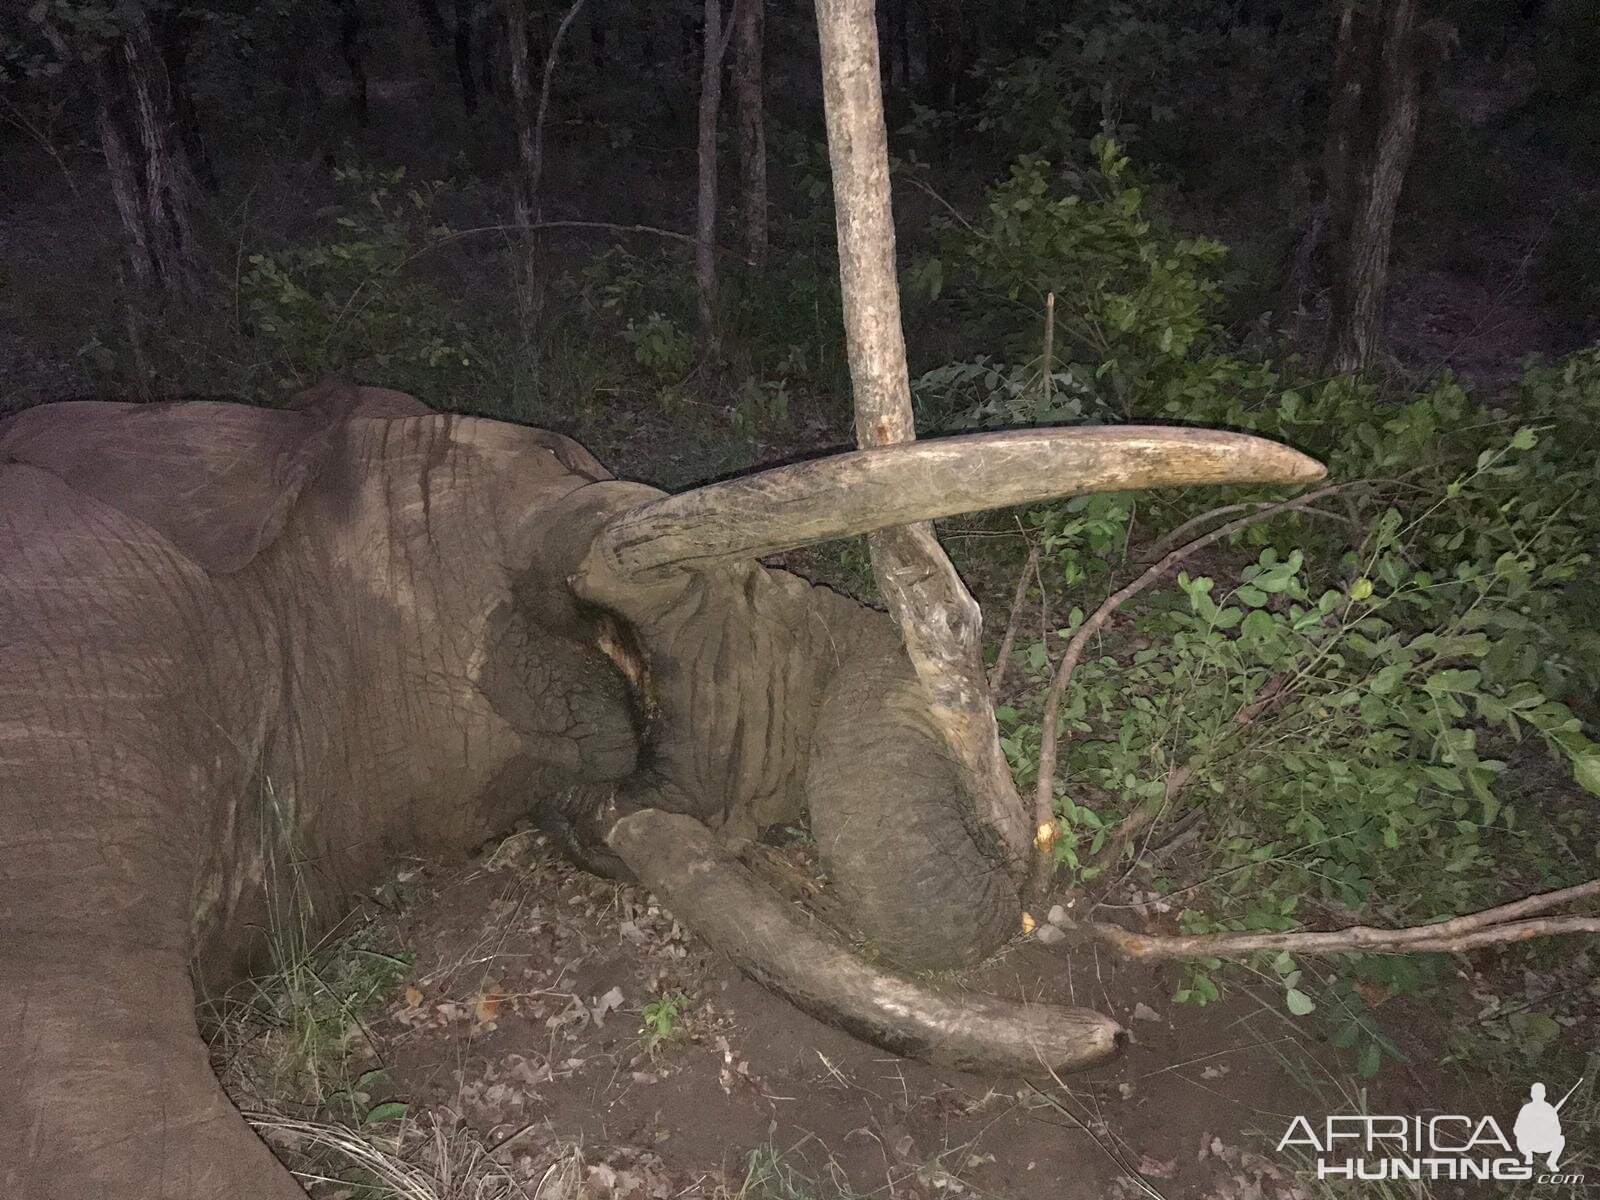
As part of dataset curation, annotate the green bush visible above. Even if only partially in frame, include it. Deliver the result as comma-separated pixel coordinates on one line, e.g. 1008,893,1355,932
917,143,1226,412
917,151,1600,1061
997,353,1600,924
239,166,481,395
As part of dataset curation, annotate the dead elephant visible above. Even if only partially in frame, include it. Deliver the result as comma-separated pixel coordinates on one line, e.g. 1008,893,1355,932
0,384,1322,1198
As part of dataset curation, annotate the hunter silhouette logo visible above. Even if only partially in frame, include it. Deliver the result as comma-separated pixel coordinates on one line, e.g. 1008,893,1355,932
1278,1077,1586,1184
1516,1079,1581,1171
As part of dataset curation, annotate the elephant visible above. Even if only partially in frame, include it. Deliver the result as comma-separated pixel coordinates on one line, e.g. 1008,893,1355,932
0,382,1323,1199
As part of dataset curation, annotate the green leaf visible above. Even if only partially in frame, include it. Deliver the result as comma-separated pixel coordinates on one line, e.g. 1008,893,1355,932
1370,664,1406,694
1573,751,1600,797
364,1102,409,1126
1357,1040,1382,1078
1285,988,1316,1016
1241,609,1275,639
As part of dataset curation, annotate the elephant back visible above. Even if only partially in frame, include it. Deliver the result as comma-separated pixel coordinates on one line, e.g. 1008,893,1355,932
0,399,345,575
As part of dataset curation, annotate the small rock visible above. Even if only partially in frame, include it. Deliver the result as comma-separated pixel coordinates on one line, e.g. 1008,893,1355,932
1035,923,1067,945
1133,1001,1161,1022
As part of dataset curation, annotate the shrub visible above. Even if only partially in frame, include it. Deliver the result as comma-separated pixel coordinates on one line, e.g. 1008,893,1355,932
918,144,1226,414
238,166,481,395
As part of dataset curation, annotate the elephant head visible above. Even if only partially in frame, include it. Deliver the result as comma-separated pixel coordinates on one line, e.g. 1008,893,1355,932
0,382,1321,1199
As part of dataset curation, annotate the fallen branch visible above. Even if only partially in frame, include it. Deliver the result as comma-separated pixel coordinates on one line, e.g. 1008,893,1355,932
1056,878,1600,960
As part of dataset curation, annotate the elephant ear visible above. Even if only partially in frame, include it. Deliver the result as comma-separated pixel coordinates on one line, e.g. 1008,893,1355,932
0,388,394,574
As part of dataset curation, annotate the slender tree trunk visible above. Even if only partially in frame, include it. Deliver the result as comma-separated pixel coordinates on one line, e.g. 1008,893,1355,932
506,0,536,298
453,0,478,112
1322,0,1425,373
506,0,588,309
479,4,499,99
694,0,731,346
92,0,200,296
154,3,215,190
415,0,450,46
920,0,955,107
588,0,606,70
1279,195,1329,335
733,0,767,268
813,0,1036,893
337,0,370,127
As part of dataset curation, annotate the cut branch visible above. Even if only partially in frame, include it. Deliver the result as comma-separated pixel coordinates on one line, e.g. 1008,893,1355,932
814,0,1037,884
1057,878,1600,960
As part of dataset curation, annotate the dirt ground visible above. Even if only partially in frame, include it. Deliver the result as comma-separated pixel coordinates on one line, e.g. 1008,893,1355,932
277,828,1590,1200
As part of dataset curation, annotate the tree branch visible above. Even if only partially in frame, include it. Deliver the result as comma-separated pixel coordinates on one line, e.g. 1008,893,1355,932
989,542,1041,699
1055,878,1600,959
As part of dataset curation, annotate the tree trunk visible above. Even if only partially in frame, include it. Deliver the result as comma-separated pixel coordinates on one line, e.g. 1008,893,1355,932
92,0,200,296
154,3,215,190
1322,0,1425,373
812,0,1037,895
694,0,729,346
506,0,536,297
884,0,906,90
453,0,478,112
919,0,955,107
506,0,589,308
337,0,371,127
733,0,767,267
588,0,606,70
415,0,450,46
479,3,499,99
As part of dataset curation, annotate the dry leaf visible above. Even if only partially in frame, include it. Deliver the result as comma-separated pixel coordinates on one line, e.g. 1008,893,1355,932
1354,978,1390,1007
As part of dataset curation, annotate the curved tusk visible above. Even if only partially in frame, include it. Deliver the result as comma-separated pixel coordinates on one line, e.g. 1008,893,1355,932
608,808,1125,1075
592,427,1325,580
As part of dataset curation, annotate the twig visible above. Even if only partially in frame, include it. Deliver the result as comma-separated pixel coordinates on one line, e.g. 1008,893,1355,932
0,95,78,195
1031,481,1358,885
989,543,1041,699
529,0,589,220
1094,671,1294,867
1142,479,1371,561
423,219,741,257
1041,291,1055,408
899,173,976,233
1059,878,1600,960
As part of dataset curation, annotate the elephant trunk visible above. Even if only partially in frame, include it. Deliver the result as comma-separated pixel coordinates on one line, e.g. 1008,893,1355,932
605,808,1124,1075
805,603,1020,970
